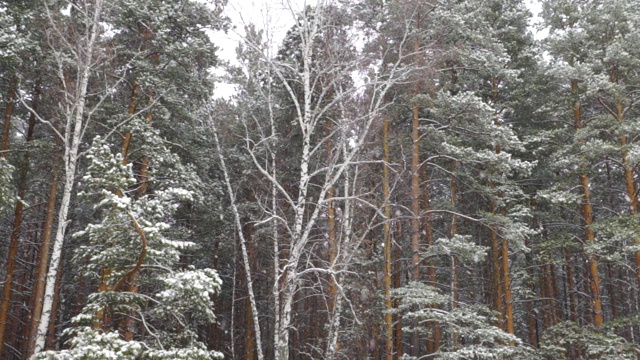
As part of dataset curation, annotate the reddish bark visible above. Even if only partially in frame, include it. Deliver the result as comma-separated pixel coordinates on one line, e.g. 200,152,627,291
573,79,603,327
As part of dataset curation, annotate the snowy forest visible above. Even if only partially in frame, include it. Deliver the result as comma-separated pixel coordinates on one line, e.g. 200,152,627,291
1,0,640,359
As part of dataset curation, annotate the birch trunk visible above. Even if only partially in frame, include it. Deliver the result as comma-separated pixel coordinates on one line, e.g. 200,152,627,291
393,220,403,358
382,114,394,360
210,112,265,360
231,3,411,357
33,0,105,353
45,250,65,351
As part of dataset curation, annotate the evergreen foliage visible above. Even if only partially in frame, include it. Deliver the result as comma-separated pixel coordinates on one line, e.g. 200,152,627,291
1,0,640,359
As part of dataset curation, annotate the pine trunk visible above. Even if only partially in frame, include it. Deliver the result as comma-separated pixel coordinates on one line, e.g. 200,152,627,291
607,65,640,290
500,237,515,335
410,100,421,355
564,249,578,323
606,263,618,319
489,217,504,329
526,266,538,347
494,78,515,336
1,77,15,156
0,82,38,355
25,146,59,357
326,120,338,322
450,161,459,346
543,263,558,325
572,79,603,327
424,141,439,352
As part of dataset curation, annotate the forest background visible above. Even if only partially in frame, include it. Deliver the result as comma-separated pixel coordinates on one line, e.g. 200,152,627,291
1,0,640,359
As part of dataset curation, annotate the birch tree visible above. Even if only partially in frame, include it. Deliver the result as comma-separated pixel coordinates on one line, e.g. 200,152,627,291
31,0,109,353
210,1,415,358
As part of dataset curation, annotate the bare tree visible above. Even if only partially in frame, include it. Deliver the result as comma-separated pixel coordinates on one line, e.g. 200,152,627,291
30,0,107,353
209,1,416,358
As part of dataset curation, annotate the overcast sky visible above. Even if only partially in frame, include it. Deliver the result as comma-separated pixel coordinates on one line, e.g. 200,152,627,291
210,0,545,98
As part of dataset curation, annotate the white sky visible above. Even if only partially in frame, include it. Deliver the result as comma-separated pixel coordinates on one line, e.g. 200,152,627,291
209,0,308,98
211,0,307,62
211,0,546,98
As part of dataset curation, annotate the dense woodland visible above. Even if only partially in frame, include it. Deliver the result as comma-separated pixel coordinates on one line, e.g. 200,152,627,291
1,0,640,359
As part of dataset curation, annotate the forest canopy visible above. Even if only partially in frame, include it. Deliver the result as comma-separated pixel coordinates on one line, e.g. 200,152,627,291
1,0,640,359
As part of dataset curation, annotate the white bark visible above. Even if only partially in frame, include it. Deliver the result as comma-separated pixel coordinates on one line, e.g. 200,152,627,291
224,1,416,357
325,295,343,360
33,0,105,355
209,110,265,360
268,78,281,360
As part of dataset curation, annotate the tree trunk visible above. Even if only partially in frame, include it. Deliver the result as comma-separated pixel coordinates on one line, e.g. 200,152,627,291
410,99,422,356
120,82,139,160
543,263,558,326
1,77,15,156
488,77,505,331
326,120,338,342
272,159,281,360
572,78,603,327
244,204,257,360
500,237,515,335
34,0,105,353
450,161,459,346
564,249,578,323
211,114,264,360
25,144,59,358
526,273,538,347
423,136,439,353
382,114,394,360
45,249,65,351
116,75,154,341
489,217,504,329
0,80,37,355
575,85,604,328
606,262,618,320
493,77,515,336
393,220,403,359
607,65,640,290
